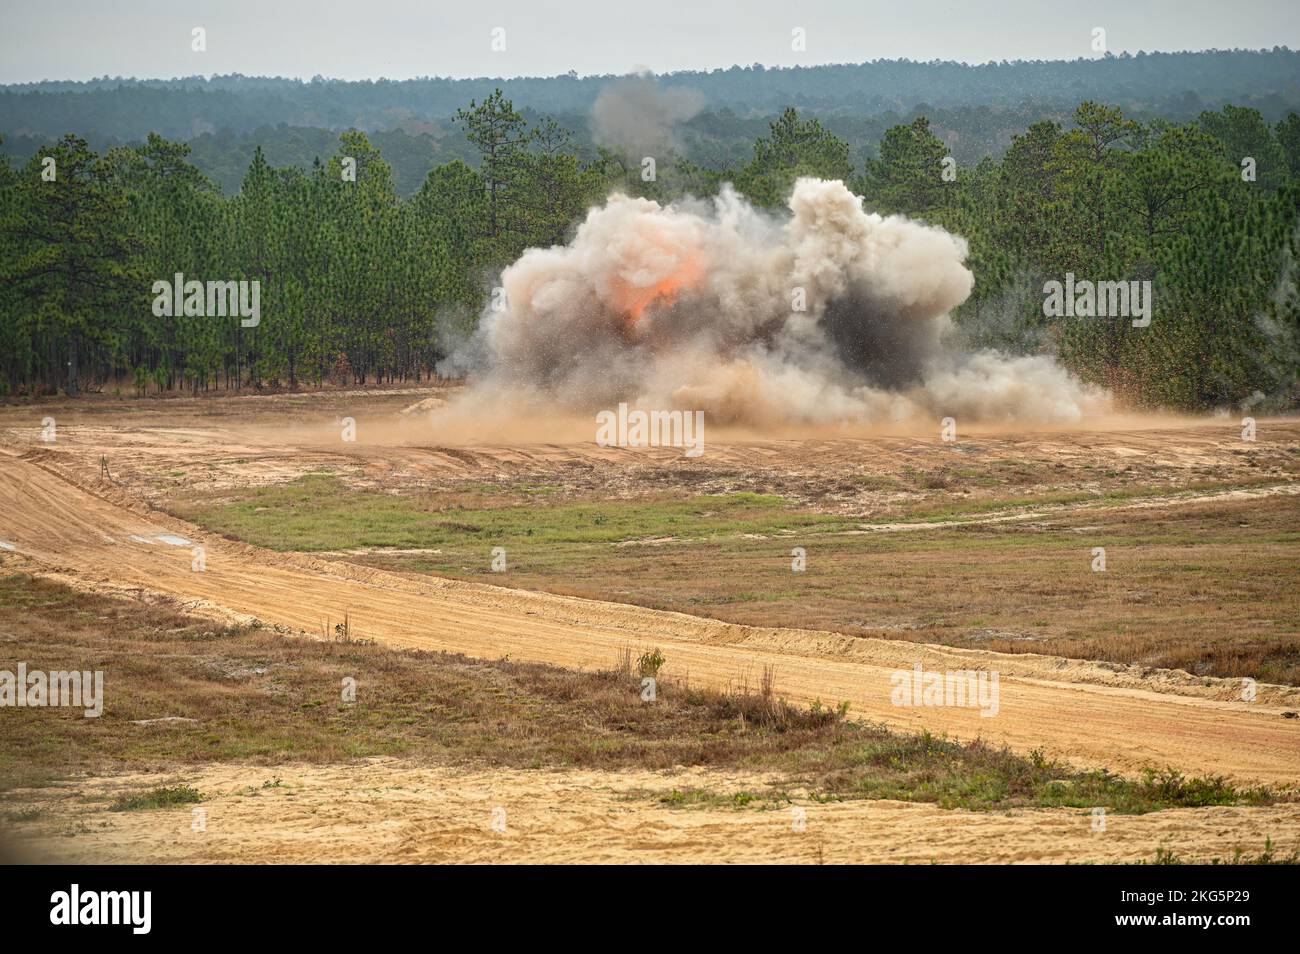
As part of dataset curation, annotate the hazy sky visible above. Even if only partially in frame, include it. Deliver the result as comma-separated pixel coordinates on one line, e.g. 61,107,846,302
3,0,1297,84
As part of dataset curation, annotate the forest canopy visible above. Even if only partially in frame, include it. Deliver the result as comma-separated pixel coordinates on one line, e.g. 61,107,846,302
2,56,1299,413
4,49,1300,194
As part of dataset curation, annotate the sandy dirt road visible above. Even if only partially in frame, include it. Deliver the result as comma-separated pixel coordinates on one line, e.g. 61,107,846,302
2,449,1297,786
3,395,1297,514
8,759,1300,865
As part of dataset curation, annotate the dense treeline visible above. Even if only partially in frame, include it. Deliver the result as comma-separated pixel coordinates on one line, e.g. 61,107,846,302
853,104,1300,409
7,99,1247,199
0,93,613,396
5,50,1298,142
6,51,1299,198
1,91,1298,411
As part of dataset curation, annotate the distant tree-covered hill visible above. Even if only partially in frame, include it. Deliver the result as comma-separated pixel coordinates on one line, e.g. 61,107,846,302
5,50,1299,195
5,49,1299,138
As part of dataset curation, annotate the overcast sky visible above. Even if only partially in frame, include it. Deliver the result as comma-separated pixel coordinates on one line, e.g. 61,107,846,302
3,0,1298,84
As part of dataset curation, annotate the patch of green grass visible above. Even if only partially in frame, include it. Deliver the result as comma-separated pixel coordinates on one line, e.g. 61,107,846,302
707,591,786,604
201,482,1298,683
179,475,850,551
1144,839,1300,865
109,784,203,812
4,807,46,823
875,480,1280,525
658,788,770,809
850,474,903,491
656,736,1284,814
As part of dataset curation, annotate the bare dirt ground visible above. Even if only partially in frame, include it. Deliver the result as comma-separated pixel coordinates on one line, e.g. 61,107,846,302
3,385,1296,512
1,447,1298,782
1,388,1298,863
10,759,1300,865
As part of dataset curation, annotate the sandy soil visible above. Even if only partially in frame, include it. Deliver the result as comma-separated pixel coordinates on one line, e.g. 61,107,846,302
1,448,1297,786
2,393,1297,863
3,390,1297,514
7,759,1298,865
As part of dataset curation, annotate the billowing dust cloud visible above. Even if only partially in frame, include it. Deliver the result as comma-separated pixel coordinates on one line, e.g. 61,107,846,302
446,178,1105,429
590,75,704,159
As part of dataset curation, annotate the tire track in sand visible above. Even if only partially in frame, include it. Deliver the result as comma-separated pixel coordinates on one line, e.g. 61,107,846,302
1,450,1297,785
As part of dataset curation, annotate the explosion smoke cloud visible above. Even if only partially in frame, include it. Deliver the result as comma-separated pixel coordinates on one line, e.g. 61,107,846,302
590,75,704,160
448,178,1105,428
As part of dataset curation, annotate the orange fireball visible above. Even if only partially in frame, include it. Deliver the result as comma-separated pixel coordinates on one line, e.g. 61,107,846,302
609,239,705,332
